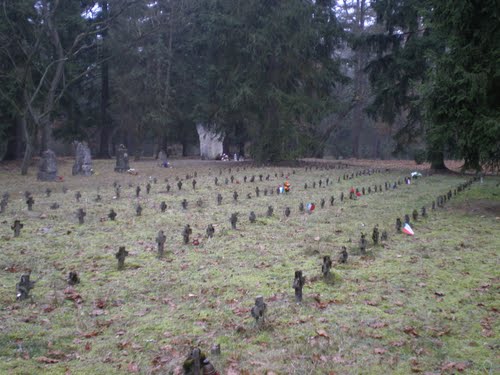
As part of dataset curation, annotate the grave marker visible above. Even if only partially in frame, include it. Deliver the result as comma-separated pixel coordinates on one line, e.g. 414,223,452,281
26,196,34,211
11,220,23,237
292,270,305,303
339,246,348,263
77,208,86,224
114,144,130,172
16,274,34,300
251,296,267,325
206,224,215,238
359,233,367,254
396,218,402,232
67,271,80,285
322,256,332,278
372,225,379,245
182,224,192,244
230,213,238,229
115,246,129,270
156,230,166,258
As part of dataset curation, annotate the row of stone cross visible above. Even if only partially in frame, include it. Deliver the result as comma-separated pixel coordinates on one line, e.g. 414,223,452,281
4,172,413,239
12,175,478,344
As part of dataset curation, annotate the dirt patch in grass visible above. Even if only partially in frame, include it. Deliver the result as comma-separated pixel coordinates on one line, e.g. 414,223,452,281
451,199,500,217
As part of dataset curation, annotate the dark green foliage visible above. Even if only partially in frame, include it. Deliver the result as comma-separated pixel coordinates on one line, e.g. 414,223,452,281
368,0,500,170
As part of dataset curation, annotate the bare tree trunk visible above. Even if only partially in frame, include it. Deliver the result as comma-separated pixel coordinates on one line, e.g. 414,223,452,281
98,1,111,158
20,116,33,175
40,0,65,153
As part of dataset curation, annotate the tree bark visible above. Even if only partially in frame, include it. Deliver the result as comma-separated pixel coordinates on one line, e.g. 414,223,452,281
98,1,111,158
429,150,447,170
20,115,33,175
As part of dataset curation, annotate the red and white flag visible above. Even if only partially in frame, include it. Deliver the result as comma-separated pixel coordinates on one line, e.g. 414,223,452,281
402,223,414,236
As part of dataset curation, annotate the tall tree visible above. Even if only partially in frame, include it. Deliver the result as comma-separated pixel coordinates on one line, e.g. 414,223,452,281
367,0,499,170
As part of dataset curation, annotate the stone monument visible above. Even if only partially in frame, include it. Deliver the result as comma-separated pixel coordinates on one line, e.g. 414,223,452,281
114,144,129,172
37,149,57,181
72,141,93,176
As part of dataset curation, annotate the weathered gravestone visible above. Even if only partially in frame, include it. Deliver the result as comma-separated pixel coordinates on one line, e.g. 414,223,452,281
182,224,192,245
183,347,218,375
359,233,367,255
228,213,237,230
67,271,80,285
158,150,168,167
114,144,130,172
206,224,215,238
322,256,332,278
1,198,8,213
372,225,379,245
72,141,93,176
11,220,23,237
284,207,291,218
16,274,35,300
76,208,86,224
339,246,348,264
421,206,427,218
196,124,224,160
292,270,306,303
396,218,402,232
115,246,129,270
37,149,58,181
156,230,166,258
26,196,34,211
251,296,267,325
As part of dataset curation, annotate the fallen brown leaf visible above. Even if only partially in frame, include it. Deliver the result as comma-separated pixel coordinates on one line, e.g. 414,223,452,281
374,347,386,354
403,326,420,337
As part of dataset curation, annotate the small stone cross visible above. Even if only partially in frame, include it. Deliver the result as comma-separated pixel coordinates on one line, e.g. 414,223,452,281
292,270,305,303
77,208,86,224
115,246,129,270
156,230,166,258
11,220,23,237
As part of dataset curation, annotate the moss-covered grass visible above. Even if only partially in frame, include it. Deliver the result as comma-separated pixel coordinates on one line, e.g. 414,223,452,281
0,159,498,374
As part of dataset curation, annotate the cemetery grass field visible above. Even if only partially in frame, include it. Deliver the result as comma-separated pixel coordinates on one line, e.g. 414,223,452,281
0,158,498,374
